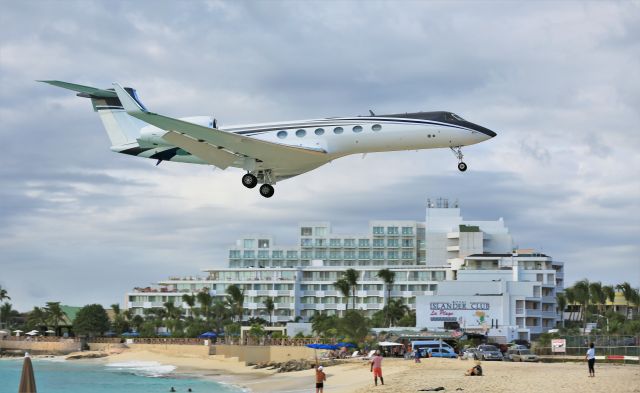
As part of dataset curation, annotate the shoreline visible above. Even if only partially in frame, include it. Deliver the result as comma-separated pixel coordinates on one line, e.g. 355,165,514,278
18,348,640,393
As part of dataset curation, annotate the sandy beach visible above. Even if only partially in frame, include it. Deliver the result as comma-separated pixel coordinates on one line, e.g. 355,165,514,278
100,348,640,393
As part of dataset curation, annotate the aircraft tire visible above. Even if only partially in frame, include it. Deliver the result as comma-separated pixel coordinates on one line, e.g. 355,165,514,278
259,184,275,198
457,162,468,172
242,174,258,188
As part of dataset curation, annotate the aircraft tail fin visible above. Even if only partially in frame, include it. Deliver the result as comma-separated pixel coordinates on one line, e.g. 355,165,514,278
38,80,148,147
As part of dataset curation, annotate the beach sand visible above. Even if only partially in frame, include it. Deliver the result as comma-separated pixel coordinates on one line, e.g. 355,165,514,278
103,349,640,393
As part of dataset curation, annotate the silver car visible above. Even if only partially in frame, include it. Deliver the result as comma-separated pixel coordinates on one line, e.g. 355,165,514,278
508,348,539,362
477,345,504,361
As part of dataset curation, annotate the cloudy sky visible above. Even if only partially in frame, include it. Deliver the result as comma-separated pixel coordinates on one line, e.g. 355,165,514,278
1,1,639,311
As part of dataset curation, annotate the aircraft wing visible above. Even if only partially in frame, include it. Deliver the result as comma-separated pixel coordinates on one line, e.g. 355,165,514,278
112,84,327,170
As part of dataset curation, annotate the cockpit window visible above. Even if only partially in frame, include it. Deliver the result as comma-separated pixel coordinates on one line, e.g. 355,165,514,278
450,113,465,122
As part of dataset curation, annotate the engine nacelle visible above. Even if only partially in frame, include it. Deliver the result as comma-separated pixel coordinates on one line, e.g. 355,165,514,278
137,116,214,148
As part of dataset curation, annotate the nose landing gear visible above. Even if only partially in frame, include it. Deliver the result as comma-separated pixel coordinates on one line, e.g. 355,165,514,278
450,146,467,172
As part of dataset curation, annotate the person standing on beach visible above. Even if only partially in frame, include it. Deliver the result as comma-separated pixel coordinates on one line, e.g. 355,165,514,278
370,350,384,386
586,342,596,377
315,365,327,393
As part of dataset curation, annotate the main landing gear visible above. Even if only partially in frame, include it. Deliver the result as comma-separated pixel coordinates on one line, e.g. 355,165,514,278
241,171,275,198
450,146,468,172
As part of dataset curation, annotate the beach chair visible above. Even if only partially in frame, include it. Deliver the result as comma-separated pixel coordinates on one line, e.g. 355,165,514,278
350,351,360,358
362,350,376,360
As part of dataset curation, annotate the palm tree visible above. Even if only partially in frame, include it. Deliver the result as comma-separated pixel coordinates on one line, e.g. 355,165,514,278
385,299,410,327
196,291,214,328
589,281,606,315
564,287,576,323
344,269,359,310
573,279,590,329
602,285,616,313
333,278,351,314
617,282,634,319
211,299,230,334
0,286,10,303
377,268,396,327
28,307,48,331
556,293,566,328
263,297,275,326
182,294,197,318
45,302,66,336
163,301,183,335
0,302,14,328
225,285,245,323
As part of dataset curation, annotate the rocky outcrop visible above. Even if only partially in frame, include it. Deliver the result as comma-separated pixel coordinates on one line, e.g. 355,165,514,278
65,351,109,360
248,358,342,373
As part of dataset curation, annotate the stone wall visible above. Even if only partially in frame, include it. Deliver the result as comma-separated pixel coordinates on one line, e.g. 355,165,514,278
0,339,81,355
213,344,316,364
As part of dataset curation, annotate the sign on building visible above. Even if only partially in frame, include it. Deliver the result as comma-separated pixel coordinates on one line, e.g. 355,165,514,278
551,339,566,353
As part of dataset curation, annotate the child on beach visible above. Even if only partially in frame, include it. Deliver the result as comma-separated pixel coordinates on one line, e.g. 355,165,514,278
586,342,596,377
370,350,384,386
315,365,327,393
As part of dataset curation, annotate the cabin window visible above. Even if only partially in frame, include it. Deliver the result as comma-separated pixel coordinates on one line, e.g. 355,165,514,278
277,131,288,139
353,125,363,133
315,128,325,136
372,124,382,131
296,129,306,137
333,127,344,134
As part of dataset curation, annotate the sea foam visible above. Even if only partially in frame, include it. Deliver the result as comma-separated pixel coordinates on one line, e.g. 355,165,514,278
106,361,177,377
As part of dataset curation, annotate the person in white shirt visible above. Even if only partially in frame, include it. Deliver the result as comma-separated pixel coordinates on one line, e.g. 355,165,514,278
585,342,596,377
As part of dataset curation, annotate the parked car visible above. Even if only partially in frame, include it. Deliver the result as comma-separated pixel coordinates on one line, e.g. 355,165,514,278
477,345,504,361
423,347,458,359
507,348,539,362
461,348,479,360
509,344,528,351
509,339,531,349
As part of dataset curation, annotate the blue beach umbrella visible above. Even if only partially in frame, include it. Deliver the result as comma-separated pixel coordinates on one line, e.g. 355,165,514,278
198,332,217,338
337,342,356,348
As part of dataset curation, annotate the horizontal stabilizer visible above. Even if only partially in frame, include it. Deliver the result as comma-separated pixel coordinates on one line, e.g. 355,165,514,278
38,80,117,98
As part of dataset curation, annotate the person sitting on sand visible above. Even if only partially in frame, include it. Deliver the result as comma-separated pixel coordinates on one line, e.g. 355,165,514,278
370,350,384,386
315,365,327,393
465,361,483,377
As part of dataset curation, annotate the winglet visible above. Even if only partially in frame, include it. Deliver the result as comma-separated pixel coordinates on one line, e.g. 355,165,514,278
112,83,145,114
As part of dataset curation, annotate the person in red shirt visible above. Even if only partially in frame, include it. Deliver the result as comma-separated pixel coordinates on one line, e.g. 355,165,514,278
370,350,384,386
315,365,327,393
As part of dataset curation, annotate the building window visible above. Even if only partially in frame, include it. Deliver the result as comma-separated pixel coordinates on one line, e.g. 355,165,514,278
388,251,399,259
286,251,298,259
358,250,370,259
330,251,341,259
243,250,255,258
373,251,384,259
296,129,306,137
333,127,344,134
315,227,327,236
387,227,399,235
301,251,312,259
373,226,384,234
315,128,325,135
301,227,312,236
344,251,356,259
315,250,327,259
258,239,270,248
258,250,269,259
243,239,254,248
229,250,241,258
353,125,363,133
329,239,341,247
402,239,413,247
373,239,385,247
387,239,399,247
402,251,414,259
301,238,312,246
272,250,283,258
315,238,326,247
358,239,370,247
372,124,382,131
344,239,356,247
277,131,287,139
401,227,413,235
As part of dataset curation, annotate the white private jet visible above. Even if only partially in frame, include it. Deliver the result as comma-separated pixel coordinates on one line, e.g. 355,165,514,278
41,81,496,198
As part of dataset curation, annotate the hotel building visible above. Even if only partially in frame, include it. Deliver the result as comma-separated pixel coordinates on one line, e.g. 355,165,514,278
124,198,564,341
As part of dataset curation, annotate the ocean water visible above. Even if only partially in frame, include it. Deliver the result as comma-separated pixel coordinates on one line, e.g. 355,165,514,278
0,358,243,393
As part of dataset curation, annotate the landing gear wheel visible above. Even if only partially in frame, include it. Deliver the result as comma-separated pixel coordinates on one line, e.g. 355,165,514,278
242,173,258,189
457,162,468,172
259,184,275,198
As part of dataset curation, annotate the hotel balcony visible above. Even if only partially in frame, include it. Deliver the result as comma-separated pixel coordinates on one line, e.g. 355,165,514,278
525,309,542,317
542,311,557,319
446,245,460,252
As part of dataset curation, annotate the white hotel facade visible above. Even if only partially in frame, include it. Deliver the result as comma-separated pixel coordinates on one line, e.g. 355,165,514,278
125,198,564,341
